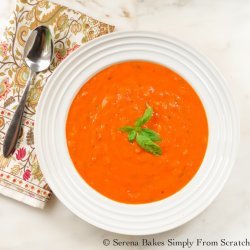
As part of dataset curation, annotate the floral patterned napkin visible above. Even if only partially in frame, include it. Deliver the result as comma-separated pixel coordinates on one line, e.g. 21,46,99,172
0,0,114,208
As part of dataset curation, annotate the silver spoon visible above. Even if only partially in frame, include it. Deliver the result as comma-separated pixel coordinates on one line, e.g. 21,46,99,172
3,26,54,157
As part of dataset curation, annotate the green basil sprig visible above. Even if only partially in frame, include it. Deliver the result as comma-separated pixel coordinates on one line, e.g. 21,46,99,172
120,104,162,156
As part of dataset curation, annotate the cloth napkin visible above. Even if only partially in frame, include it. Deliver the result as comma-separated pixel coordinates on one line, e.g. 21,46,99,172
0,0,114,208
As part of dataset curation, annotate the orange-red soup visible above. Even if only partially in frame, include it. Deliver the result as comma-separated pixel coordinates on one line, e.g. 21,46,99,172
66,61,208,204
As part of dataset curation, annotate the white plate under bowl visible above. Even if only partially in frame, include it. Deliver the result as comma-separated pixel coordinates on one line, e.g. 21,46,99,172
34,31,239,235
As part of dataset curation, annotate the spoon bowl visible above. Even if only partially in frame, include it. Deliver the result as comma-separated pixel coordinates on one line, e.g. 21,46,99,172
24,26,54,72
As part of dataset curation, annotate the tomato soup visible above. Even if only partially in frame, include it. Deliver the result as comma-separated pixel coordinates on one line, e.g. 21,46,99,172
66,61,208,204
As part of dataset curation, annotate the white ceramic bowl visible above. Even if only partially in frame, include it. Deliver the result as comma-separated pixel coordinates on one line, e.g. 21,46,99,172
35,31,239,235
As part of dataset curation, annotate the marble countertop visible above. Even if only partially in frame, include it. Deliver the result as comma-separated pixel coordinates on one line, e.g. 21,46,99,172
0,0,249,249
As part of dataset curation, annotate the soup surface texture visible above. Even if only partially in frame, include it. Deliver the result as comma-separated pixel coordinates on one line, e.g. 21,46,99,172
66,61,208,204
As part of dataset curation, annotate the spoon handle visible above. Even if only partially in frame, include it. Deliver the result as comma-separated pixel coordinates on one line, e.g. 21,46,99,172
3,71,36,157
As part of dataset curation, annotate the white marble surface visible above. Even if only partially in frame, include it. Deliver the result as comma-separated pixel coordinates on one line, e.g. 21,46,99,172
0,0,249,249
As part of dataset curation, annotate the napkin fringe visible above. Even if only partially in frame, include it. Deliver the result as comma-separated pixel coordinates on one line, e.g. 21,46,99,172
0,181,45,208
